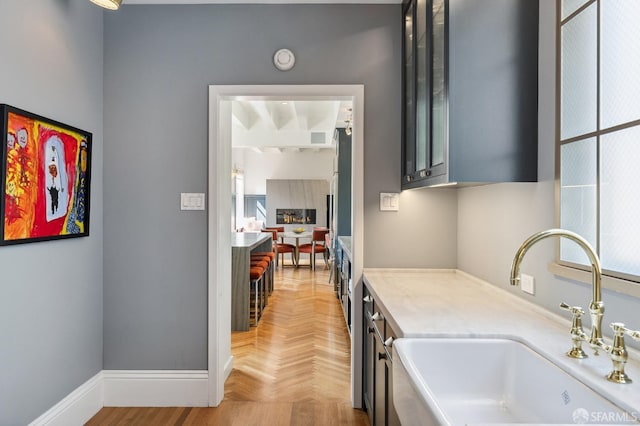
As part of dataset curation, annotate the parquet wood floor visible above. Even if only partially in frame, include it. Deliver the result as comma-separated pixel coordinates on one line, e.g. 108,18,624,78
86,260,369,425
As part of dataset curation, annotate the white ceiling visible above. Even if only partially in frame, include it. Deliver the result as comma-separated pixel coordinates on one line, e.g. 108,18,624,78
232,100,352,152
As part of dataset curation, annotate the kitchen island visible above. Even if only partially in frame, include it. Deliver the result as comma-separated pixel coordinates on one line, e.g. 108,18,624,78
231,232,272,331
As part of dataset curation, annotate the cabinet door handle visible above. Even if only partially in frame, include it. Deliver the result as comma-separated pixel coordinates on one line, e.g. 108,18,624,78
371,312,383,322
384,337,394,348
363,295,373,303
378,351,388,361
368,327,375,334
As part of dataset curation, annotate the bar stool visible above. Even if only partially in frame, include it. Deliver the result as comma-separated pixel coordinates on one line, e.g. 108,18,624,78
249,265,264,326
250,257,270,310
253,251,276,294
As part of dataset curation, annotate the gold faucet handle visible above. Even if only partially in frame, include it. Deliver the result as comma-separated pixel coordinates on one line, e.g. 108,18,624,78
560,302,585,317
611,322,640,341
560,302,588,359
604,322,638,384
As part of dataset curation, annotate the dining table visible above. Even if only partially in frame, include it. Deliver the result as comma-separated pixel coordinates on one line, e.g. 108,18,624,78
280,231,312,267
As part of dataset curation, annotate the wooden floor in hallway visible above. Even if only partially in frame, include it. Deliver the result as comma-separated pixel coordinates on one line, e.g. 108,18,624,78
86,261,369,425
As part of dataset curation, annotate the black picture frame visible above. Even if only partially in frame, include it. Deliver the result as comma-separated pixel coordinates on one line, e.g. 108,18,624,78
1,104,92,245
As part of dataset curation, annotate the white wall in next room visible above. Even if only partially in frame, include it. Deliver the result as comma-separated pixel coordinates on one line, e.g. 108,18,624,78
233,148,334,194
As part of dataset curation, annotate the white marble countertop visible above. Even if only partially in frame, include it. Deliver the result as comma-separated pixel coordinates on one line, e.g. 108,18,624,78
363,268,640,417
231,231,272,249
338,236,351,260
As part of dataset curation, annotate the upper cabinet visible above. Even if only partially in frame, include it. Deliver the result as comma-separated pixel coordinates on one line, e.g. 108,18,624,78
402,0,539,189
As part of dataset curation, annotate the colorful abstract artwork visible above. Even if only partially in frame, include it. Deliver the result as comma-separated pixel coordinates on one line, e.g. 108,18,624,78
1,105,92,245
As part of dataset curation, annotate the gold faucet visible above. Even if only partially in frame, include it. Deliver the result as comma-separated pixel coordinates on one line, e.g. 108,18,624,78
510,229,640,383
510,228,605,353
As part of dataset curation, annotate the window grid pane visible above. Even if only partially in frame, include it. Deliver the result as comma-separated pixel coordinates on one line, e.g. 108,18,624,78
561,3,597,141
601,0,640,129
562,0,589,21
560,139,598,266
600,125,640,276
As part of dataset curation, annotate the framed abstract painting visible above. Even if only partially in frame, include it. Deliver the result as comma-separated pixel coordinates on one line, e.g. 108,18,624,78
1,105,92,245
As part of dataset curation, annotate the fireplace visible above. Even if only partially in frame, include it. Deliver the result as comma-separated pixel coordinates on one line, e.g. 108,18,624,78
276,209,316,225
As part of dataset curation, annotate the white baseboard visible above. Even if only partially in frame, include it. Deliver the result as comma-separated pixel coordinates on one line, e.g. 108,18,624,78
103,370,209,407
30,372,104,426
31,369,210,425
224,356,234,382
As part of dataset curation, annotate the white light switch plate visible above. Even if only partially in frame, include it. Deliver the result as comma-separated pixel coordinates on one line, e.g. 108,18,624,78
181,193,205,211
380,192,400,211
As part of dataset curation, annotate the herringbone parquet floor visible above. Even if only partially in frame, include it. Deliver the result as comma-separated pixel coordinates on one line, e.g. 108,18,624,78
86,260,369,425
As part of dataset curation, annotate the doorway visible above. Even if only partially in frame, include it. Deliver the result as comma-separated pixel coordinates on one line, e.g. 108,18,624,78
207,85,364,407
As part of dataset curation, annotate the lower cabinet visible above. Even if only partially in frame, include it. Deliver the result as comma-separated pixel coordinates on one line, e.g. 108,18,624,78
335,239,352,333
363,317,375,417
363,284,400,426
340,256,352,332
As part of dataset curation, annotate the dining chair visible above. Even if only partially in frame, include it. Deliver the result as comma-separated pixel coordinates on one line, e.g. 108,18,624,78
297,228,329,270
265,227,297,267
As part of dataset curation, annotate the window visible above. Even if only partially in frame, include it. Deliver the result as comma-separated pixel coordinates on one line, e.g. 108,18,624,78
559,0,640,281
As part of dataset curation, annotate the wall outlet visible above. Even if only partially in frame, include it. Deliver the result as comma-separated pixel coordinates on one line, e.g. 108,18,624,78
520,273,535,295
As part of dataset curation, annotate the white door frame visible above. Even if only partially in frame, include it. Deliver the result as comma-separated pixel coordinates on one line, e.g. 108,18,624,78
207,84,365,406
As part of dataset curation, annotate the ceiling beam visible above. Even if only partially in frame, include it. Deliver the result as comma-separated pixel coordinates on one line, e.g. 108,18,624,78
231,101,256,129
248,101,278,129
293,102,309,130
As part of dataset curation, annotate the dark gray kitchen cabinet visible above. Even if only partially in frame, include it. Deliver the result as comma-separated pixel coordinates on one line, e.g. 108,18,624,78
374,335,388,424
362,285,400,426
363,311,375,420
402,0,539,189
335,237,352,333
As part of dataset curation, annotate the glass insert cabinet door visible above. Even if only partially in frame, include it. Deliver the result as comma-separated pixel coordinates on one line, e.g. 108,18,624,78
430,0,446,174
403,0,417,179
415,0,428,174
402,0,447,186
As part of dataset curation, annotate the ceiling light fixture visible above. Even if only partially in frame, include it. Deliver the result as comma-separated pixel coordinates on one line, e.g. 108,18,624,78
89,0,122,10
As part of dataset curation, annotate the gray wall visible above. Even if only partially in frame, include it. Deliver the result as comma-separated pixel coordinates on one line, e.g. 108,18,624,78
457,0,640,349
0,1,104,424
103,4,457,370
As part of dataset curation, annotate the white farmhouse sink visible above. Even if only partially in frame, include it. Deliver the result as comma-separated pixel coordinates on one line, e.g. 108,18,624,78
393,338,637,425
